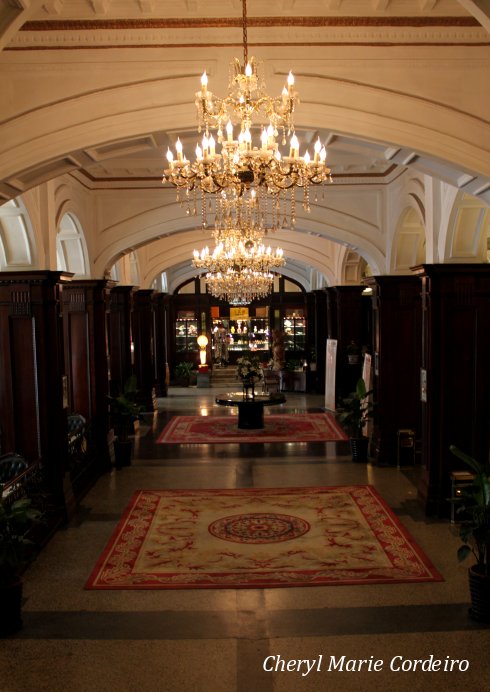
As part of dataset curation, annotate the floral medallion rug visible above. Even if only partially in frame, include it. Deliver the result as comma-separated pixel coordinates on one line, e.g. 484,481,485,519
85,486,443,589
156,413,347,444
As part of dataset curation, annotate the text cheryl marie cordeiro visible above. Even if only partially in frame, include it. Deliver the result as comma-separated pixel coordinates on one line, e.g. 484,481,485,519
263,654,470,676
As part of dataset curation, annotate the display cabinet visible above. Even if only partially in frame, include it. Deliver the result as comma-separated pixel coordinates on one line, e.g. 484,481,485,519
282,309,306,351
212,317,270,354
175,310,198,352
229,317,269,353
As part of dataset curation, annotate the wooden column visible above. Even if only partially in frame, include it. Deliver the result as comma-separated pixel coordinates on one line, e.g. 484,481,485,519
61,280,113,471
153,292,169,397
412,264,490,516
309,289,328,393
326,285,366,399
132,289,156,410
108,285,134,397
364,276,422,466
0,271,72,512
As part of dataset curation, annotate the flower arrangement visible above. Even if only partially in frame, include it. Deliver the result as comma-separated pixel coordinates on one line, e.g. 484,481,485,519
236,356,263,382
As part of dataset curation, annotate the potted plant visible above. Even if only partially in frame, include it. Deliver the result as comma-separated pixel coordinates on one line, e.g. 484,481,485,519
174,361,194,387
336,377,374,462
0,496,43,636
236,355,263,399
450,445,490,622
107,375,142,468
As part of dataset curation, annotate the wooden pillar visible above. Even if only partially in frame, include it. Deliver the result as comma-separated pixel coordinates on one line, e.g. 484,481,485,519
61,279,113,471
364,276,422,466
153,292,169,397
308,289,328,393
325,285,366,399
132,289,156,410
108,285,134,397
412,264,490,516
0,271,73,512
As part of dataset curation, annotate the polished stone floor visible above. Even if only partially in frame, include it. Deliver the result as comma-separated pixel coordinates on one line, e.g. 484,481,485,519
1,387,489,692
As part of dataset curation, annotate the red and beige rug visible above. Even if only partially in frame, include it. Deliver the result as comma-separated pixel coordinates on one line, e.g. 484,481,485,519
86,486,443,589
157,413,347,444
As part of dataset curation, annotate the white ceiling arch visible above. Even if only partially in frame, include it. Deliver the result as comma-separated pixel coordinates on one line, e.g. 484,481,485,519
0,0,489,289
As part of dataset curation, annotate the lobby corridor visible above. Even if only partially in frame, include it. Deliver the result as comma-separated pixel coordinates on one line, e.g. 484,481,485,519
1,388,488,692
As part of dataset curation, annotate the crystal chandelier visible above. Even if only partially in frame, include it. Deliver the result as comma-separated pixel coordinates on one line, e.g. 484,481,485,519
205,268,275,305
163,0,332,230
192,193,285,304
193,240,284,275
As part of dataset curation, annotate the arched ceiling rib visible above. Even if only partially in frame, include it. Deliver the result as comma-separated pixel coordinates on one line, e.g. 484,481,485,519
458,0,490,32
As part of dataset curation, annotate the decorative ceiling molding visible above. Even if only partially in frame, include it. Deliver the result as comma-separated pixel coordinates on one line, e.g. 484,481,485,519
20,16,480,30
457,0,490,32
0,0,41,52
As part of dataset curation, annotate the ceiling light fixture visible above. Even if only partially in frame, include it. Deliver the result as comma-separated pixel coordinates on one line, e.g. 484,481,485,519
192,194,285,304
163,0,332,231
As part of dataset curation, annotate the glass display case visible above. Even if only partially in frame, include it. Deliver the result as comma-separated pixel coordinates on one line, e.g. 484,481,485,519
282,309,306,352
228,317,269,353
175,310,198,352
211,314,270,359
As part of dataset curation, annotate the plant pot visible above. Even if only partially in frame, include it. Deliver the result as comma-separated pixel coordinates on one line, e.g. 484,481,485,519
114,439,132,468
350,436,369,463
468,565,490,622
0,578,23,636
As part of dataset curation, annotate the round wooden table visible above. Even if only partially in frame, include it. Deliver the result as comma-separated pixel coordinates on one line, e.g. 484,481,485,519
215,391,286,430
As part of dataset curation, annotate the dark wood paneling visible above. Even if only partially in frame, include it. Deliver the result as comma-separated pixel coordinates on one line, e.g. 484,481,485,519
0,271,72,513
326,285,366,399
132,289,156,410
365,276,422,466
108,286,134,396
412,264,490,516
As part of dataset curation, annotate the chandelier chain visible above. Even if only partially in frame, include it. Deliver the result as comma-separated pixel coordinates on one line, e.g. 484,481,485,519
242,0,248,67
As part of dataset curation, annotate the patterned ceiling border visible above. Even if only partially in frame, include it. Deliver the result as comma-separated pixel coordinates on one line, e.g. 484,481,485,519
21,17,480,31
7,41,490,50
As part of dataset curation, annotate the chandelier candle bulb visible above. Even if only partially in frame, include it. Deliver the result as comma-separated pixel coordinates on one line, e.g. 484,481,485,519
261,128,268,151
201,71,208,95
313,139,321,162
175,138,183,161
290,134,299,158
226,120,233,141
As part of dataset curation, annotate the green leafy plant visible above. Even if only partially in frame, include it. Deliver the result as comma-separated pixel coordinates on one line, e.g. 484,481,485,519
336,378,374,438
174,362,194,379
107,375,142,442
0,497,43,588
450,445,490,572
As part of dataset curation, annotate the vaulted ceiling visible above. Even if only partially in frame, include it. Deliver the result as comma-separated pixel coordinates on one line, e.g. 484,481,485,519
0,0,489,287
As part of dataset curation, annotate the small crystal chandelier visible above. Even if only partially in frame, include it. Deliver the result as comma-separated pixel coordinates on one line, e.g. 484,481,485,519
193,241,284,275
205,268,275,305
163,0,332,230
192,192,285,304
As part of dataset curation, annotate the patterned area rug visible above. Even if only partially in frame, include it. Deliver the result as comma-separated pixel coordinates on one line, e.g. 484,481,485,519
86,486,443,589
157,413,347,444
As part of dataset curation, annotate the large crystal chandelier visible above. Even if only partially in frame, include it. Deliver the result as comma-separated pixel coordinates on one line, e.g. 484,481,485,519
163,0,332,230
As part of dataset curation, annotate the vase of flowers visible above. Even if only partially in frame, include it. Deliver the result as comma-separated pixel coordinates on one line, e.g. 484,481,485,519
236,356,263,400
